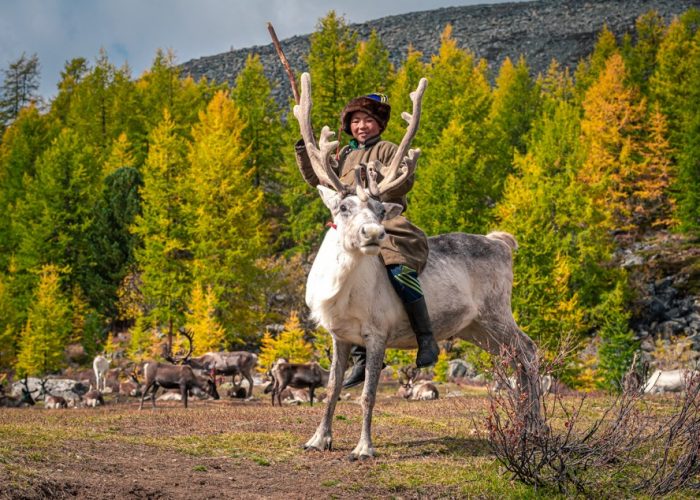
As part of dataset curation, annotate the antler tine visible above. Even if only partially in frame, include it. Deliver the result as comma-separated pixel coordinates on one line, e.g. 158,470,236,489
354,165,369,201
374,78,428,197
293,73,348,195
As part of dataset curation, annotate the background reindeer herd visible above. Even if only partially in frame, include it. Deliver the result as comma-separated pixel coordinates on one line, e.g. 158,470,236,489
1,329,695,409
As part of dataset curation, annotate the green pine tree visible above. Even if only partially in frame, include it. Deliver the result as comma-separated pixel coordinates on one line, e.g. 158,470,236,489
596,281,639,391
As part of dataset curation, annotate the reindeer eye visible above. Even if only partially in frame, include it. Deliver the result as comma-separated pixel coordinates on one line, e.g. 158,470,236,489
339,203,348,213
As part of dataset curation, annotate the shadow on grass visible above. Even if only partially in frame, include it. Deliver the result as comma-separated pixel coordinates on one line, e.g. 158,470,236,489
383,435,492,459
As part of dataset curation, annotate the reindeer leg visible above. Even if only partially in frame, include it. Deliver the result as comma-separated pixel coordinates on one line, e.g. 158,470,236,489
309,387,315,407
150,383,158,409
245,373,254,399
276,380,288,407
304,338,351,452
349,334,386,461
139,382,153,410
181,384,188,409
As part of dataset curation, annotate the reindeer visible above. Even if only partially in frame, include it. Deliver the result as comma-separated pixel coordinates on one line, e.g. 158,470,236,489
293,72,541,459
83,386,105,407
0,377,37,407
267,360,329,407
93,354,111,392
397,366,439,401
39,379,68,409
118,371,142,401
138,331,220,409
184,351,258,398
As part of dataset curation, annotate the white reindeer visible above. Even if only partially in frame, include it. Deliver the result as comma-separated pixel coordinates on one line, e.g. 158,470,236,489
643,369,699,394
294,73,541,460
93,354,111,392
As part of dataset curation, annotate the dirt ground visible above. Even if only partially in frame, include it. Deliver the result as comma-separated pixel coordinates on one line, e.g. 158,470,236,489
0,384,505,500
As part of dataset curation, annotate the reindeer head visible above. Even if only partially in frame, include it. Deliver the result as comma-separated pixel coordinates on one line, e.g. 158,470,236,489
317,185,402,255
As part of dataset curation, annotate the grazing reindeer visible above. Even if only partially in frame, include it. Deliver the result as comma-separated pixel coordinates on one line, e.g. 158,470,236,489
84,386,105,407
397,367,439,401
139,362,219,409
93,354,111,392
268,361,329,407
184,351,258,398
139,331,220,409
294,73,541,459
39,379,68,409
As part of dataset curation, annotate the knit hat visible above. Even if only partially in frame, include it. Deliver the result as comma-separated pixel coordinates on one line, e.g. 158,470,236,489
340,93,391,135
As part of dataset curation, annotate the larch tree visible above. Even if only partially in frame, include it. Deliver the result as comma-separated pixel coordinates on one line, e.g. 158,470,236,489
307,11,357,128
186,91,268,345
350,30,392,98
231,54,285,235
622,10,666,96
574,24,619,97
12,128,100,317
132,110,192,334
480,56,541,212
15,264,72,376
185,282,226,355
257,311,313,371
0,53,41,127
409,119,482,235
0,105,54,270
0,275,19,370
579,53,646,233
384,47,427,145
422,25,482,147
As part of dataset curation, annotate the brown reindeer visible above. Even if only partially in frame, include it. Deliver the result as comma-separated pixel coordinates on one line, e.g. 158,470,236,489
39,379,68,409
83,386,105,407
267,360,329,407
118,371,142,401
184,351,258,398
0,377,37,407
138,330,220,409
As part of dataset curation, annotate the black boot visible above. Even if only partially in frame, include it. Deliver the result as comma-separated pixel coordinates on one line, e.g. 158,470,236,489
342,345,367,389
405,297,440,367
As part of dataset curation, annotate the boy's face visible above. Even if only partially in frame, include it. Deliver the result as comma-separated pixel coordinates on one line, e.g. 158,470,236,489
350,111,380,144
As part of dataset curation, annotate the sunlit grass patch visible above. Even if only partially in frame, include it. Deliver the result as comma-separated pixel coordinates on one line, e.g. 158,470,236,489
121,431,300,464
369,458,551,498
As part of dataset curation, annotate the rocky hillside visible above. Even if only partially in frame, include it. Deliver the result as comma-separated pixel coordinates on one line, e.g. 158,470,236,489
179,0,700,105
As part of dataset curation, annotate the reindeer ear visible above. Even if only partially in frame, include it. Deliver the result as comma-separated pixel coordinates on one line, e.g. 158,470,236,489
317,185,341,212
382,202,403,221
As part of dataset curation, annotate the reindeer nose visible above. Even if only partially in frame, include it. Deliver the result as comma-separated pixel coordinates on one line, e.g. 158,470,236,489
361,224,385,241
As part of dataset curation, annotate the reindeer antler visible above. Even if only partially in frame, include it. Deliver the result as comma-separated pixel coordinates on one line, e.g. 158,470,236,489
165,328,194,364
368,78,427,198
293,73,349,196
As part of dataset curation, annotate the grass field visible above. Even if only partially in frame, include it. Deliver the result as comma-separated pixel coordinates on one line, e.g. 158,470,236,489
0,382,695,499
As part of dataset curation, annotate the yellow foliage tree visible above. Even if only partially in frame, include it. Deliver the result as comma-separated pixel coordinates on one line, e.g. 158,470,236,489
257,311,313,372
185,282,226,355
580,53,646,232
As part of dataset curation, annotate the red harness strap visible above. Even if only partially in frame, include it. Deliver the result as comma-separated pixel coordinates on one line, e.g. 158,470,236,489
326,221,337,229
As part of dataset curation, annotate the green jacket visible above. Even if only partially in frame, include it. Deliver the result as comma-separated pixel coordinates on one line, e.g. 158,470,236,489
295,137,429,274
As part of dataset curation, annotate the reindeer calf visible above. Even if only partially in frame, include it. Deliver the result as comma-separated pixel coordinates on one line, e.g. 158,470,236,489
84,388,105,407
139,362,219,409
268,362,329,406
398,380,439,401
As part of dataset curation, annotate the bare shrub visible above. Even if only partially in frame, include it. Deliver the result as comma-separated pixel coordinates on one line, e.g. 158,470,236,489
486,347,700,495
